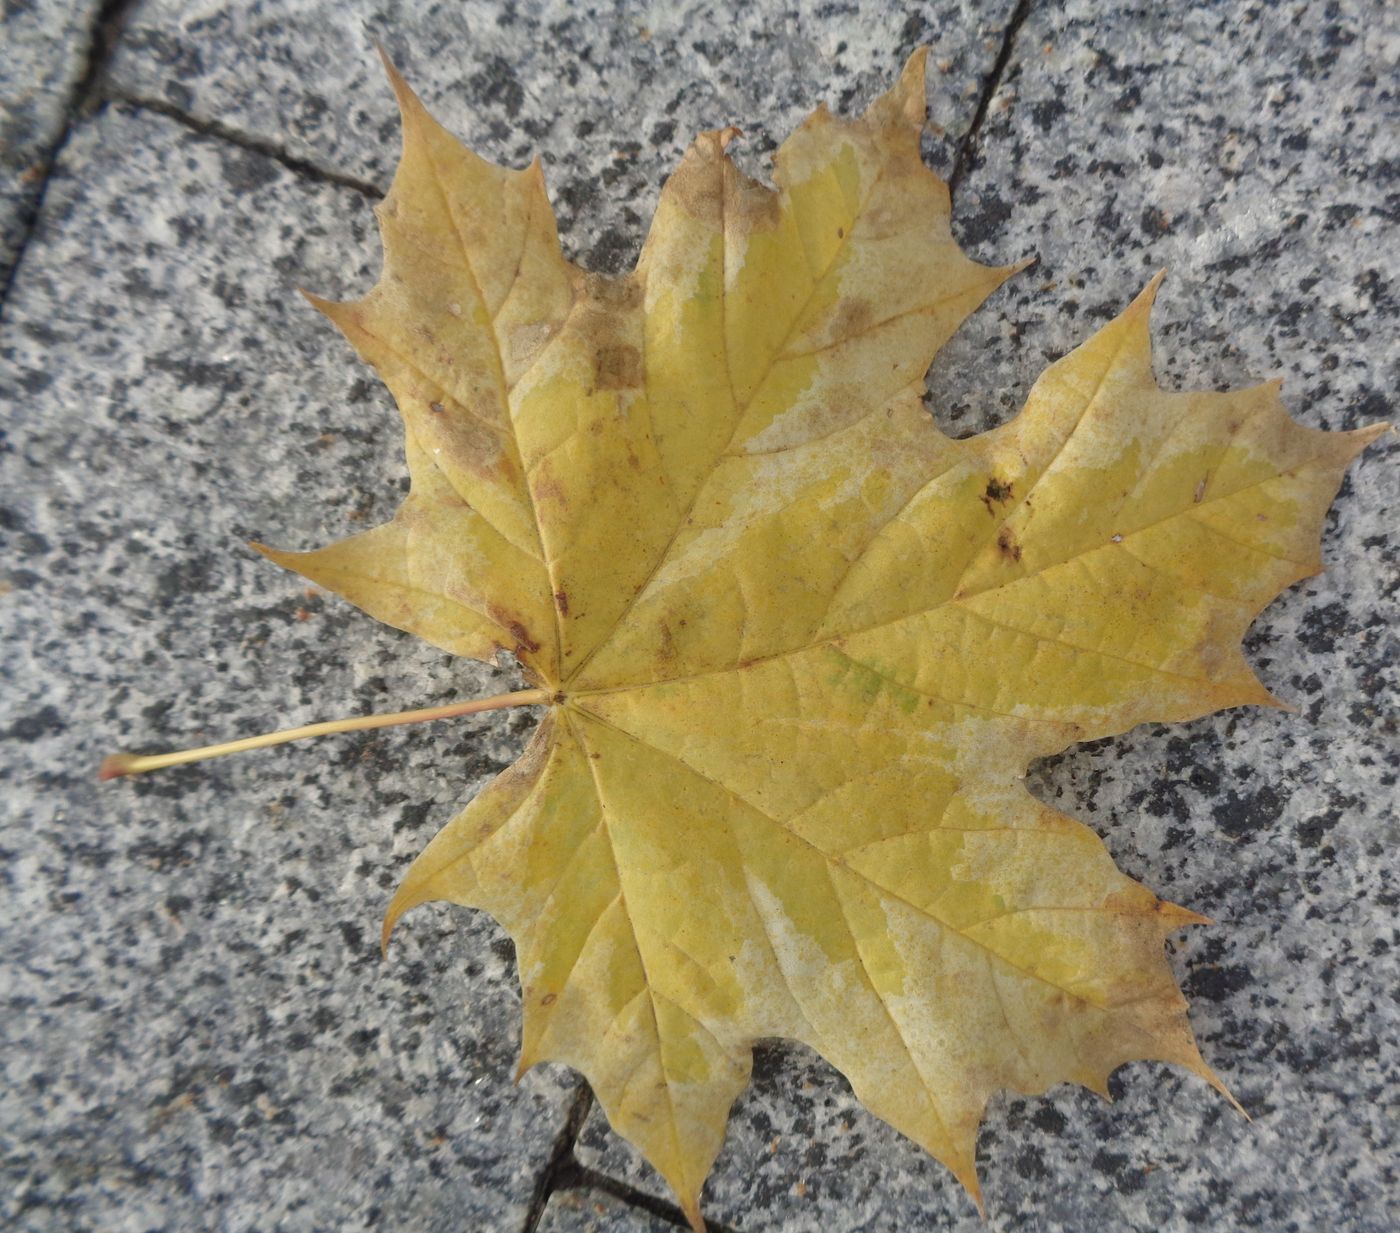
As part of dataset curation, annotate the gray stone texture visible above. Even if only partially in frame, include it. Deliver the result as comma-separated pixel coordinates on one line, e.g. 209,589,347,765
106,0,1020,270
3,1,1397,1232
0,0,105,283
0,104,582,1232
539,1188,676,1233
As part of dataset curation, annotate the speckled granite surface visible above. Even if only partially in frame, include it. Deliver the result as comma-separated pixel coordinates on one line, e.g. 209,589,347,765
2,2,1396,1232
540,1188,674,1233
0,105,584,1233
106,0,1018,273
0,0,105,284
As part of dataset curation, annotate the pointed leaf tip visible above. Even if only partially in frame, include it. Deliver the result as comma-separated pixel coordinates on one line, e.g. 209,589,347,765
1131,267,1168,315
1194,1056,1250,1121
377,44,411,101
893,46,931,122
295,290,355,329
1160,900,1214,928
248,540,292,569
381,881,420,957
680,1191,708,1233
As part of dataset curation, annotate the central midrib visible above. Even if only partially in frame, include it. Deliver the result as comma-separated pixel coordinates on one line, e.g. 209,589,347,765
559,148,892,689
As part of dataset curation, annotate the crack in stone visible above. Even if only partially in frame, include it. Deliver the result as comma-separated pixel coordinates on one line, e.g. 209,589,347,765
0,0,139,318
948,0,1037,201
105,91,383,200
557,1160,751,1233
517,1078,752,1231
520,1082,593,1233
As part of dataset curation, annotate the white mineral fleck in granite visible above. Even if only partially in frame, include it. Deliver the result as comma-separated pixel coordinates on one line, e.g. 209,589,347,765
3,2,1396,1231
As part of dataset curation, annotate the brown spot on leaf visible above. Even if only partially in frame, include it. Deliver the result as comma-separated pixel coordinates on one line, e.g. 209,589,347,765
832,297,875,340
510,622,541,654
532,468,568,510
657,622,676,661
997,528,1022,562
594,343,642,390
665,137,780,232
554,590,570,617
428,401,445,414
541,992,558,1006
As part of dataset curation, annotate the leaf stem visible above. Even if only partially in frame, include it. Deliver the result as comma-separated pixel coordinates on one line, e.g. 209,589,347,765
99,688,553,781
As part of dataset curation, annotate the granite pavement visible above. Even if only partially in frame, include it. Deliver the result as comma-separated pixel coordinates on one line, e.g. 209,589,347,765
2,2,1395,1231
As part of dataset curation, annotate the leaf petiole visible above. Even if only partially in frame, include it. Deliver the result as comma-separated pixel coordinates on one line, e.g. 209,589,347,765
99,687,552,781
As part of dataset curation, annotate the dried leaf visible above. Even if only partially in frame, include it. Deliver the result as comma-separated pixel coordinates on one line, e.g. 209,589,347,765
257,51,1383,1228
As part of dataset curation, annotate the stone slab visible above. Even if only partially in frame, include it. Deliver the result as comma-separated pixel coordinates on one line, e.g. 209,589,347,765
0,0,105,283
0,103,582,1233
108,0,1020,271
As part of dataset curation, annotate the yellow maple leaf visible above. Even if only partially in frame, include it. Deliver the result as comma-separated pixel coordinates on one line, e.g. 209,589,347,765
104,50,1385,1229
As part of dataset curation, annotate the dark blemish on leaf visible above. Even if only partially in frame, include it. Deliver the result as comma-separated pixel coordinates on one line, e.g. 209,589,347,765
508,620,541,654
429,401,445,414
833,297,875,339
837,226,845,239
554,590,570,617
532,470,568,509
981,476,1013,513
594,343,642,390
540,992,558,1006
997,527,1022,562
1194,477,1208,502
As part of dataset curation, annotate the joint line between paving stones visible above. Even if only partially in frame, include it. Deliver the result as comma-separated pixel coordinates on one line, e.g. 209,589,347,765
562,1163,749,1233
948,0,1036,200
0,0,139,319
517,1079,748,1233
520,1082,594,1233
105,93,383,200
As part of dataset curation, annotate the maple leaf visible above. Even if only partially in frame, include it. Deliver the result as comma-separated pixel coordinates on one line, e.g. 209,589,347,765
112,51,1383,1229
